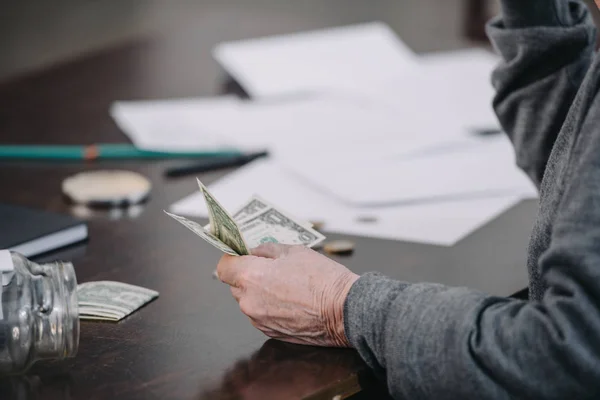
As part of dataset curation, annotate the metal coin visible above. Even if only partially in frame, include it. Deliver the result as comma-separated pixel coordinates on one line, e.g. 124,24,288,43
355,215,378,224
323,240,355,255
311,242,324,251
309,220,325,231
62,170,151,208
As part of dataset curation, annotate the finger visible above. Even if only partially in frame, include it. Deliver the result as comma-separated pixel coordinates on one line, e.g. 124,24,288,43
251,242,291,259
248,317,278,338
230,286,243,302
248,316,262,330
250,325,305,344
216,254,248,287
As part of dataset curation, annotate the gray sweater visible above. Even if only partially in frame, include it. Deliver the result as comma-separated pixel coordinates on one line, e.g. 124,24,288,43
343,1,600,398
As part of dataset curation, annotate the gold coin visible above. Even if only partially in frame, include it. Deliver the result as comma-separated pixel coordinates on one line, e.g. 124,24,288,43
323,240,355,255
309,220,325,231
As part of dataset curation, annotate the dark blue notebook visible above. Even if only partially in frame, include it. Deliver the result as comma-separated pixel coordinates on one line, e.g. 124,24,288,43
0,203,87,257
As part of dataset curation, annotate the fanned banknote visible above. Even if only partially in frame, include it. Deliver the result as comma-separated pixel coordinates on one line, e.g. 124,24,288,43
165,211,238,256
238,207,325,249
78,281,159,322
197,179,250,255
232,196,271,221
166,184,325,255
232,195,314,229
207,195,313,229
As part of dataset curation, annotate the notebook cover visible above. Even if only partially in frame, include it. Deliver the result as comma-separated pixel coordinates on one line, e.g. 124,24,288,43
0,203,86,252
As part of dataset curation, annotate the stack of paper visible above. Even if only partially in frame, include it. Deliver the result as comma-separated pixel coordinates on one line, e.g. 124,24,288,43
110,96,242,153
212,22,419,98
112,94,469,161
170,159,525,246
277,135,536,206
111,21,537,246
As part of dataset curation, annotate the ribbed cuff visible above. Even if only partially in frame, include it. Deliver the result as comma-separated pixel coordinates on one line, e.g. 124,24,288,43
500,0,572,28
343,272,409,349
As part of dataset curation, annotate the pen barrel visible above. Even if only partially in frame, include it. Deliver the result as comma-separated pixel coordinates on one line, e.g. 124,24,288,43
0,146,84,160
0,144,242,160
165,151,268,177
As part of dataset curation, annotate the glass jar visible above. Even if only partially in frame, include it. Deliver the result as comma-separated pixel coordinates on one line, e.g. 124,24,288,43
0,251,79,375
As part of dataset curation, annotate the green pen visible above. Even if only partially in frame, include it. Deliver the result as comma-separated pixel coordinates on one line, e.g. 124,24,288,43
0,144,241,160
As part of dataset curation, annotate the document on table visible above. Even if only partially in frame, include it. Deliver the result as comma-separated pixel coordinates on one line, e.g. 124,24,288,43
277,135,537,206
213,23,501,132
112,47,503,160
110,96,242,152
111,94,468,159
355,48,502,133
213,21,419,98
169,159,528,247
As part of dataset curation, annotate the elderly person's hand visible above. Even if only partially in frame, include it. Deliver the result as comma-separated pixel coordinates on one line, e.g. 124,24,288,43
216,243,359,347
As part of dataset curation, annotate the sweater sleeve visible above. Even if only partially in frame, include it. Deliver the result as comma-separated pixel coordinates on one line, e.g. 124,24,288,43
345,111,600,399
487,0,595,188
343,2,600,399
344,254,600,399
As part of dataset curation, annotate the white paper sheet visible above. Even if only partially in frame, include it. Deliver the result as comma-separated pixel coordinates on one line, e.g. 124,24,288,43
354,48,502,133
421,48,500,128
112,94,467,159
277,135,537,206
110,96,242,152
112,45,502,164
213,21,418,98
213,24,500,131
169,159,527,246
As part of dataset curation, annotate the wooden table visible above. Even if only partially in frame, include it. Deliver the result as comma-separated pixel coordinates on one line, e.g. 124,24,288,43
0,3,537,399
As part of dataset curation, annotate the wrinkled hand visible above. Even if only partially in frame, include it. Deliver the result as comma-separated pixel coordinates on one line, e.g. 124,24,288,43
216,243,359,347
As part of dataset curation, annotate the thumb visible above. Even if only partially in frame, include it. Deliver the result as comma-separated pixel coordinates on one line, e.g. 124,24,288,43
251,242,291,259
217,254,248,287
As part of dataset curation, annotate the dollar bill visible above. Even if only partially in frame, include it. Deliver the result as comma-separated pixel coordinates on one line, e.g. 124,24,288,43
207,195,313,229
204,195,269,231
197,179,250,255
238,207,325,249
77,281,159,322
79,301,131,315
80,315,121,322
167,184,326,256
232,196,271,221
165,211,238,256
79,308,123,321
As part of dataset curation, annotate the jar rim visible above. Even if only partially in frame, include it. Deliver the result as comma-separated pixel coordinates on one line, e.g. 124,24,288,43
54,261,79,359
59,262,79,357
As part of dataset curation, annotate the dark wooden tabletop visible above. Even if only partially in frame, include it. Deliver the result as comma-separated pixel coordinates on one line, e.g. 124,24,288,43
0,1,538,399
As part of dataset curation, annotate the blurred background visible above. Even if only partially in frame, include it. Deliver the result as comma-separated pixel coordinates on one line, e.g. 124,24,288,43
4,0,600,84
5,0,599,83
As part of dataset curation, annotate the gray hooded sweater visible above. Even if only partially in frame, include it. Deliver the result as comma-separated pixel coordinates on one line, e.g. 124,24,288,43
344,1,600,398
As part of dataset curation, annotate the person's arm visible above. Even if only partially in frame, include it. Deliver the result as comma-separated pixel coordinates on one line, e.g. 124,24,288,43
487,0,596,187
343,3,600,398
345,106,600,397
346,97,600,398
